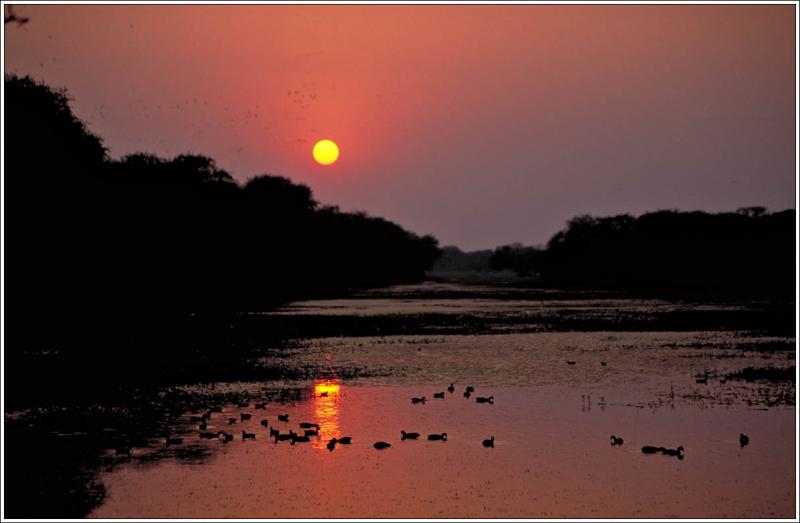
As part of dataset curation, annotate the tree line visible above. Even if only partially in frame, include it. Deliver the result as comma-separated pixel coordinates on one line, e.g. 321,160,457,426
6,75,442,319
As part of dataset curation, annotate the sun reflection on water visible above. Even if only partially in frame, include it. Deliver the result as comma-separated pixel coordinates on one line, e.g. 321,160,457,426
312,380,342,449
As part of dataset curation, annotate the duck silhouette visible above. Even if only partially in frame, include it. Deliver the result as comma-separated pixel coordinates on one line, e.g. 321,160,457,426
240,412,252,421
274,431,294,443
278,414,289,422
242,430,256,440
739,433,750,448
427,433,448,441
198,422,207,431
411,397,426,404
260,419,269,428
401,430,420,440
218,431,234,443
373,441,392,450
433,392,445,399
610,435,624,446
228,417,237,425
663,446,684,459
292,433,311,443
337,436,352,444
567,361,577,365
463,390,472,399
199,431,217,439
327,438,338,451
482,436,495,448
465,386,475,394
299,422,320,430
476,396,494,404
447,383,455,393
237,402,249,408
269,427,279,438
254,403,266,410
304,428,319,437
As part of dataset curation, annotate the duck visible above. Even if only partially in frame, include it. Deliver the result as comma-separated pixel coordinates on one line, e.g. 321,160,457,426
199,431,218,439
269,427,279,438
401,430,420,440
260,419,269,428
278,414,289,422
610,435,624,446
663,446,685,459
567,361,577,365
166,437,183,446
465,386,475,394
476,396,494,404
411,397,426,404
373,441,392,450
299,422,320,429
242,430,256,440
433,392,445,399
600,361,608,366
254,403,266,410
292,433,311,443
337,436,352,444
304,428,319,437
327,438,338,451
447,383,455,394
274,431,294,443
198,422,207,431
201,411,212,421
740,433,750,448
218,431,234,443
237,401,249,408
641,445,665,454
228,417,237,425
427,433,448,441
240,412,252,421
482,436,494,448
210,405,223,413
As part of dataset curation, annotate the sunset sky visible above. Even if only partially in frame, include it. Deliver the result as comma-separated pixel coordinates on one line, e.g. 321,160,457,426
4,4,796,250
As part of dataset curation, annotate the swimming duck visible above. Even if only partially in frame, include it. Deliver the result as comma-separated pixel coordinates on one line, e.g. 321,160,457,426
218,431,234,443
254,403,266,410
374,441,392,450
327,438,338,451
401,430,420,440
242,430,256,440
199,431,217,439
433,392,445,399
292,433,311,443
278,414,289,422
411,397,427,404
269,427,279,438
240,412,252,421
337,436,352,444
463,391,471,399
567,361,577,365
299,422,320,429
663,446,684,459
448,383,455,394
610,435,624,446
304,429,319,437
482,436,494,448
601,361,608,366
641,445,665,454
476,396,494,404
260,419,269,428
237,401,249,408
274,431,294,443
427,433,448,441
740,433,750,448
465,386,475,394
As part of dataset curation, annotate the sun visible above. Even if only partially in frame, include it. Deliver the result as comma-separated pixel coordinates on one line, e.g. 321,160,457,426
312,139,339,166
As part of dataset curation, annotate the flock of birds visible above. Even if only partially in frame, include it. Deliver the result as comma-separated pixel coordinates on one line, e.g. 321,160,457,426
115,379,753,459
115,383,496,457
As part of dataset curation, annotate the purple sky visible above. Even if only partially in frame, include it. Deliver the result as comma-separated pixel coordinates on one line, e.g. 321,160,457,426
4,4,796,250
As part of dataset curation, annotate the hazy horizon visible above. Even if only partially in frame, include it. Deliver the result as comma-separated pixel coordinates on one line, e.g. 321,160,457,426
4,4,796,250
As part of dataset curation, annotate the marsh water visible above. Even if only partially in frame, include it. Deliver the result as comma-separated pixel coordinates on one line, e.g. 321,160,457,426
26,283,799,518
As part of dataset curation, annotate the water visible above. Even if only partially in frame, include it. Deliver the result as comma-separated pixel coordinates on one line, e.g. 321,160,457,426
89,283,795,518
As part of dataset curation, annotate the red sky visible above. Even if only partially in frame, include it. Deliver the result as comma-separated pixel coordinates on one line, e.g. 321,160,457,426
4,4,796,250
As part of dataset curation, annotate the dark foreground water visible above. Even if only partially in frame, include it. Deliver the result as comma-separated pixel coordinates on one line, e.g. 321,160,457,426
6,283,797,518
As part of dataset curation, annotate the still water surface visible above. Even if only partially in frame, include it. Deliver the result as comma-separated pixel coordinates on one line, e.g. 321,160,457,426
91,284,796,518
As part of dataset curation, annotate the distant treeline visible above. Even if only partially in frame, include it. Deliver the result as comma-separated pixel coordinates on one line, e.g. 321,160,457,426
6,75,442,316
489,209,795,297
